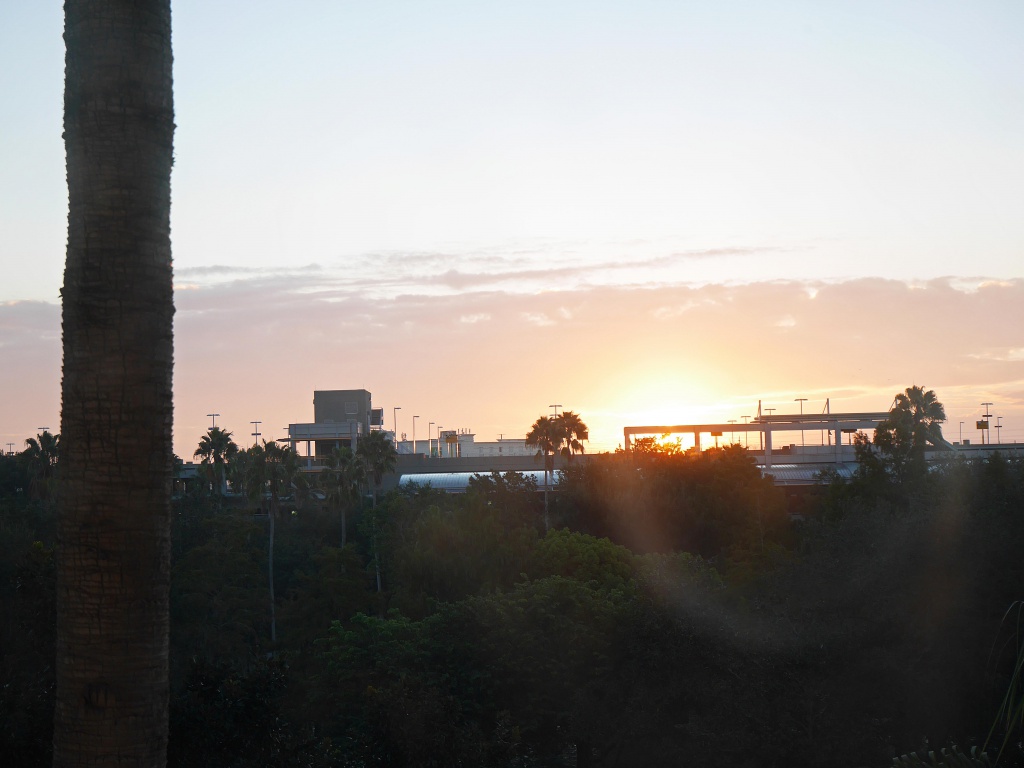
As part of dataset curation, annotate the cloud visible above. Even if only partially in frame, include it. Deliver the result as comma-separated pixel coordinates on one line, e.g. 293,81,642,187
3,276,1024,455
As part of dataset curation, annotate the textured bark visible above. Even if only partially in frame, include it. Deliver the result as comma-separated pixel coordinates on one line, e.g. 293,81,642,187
56,1,174,766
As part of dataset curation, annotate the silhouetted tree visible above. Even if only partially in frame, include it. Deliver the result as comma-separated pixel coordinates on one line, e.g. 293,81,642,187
320,445,365,547
356,430,397,595
872,385,947,481
526,415,562,529
20,431,59,501
193,427,238,498
556,410,589,460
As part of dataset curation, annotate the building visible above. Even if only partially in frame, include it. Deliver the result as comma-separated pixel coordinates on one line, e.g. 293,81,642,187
283,389,384,466
398,429,532,458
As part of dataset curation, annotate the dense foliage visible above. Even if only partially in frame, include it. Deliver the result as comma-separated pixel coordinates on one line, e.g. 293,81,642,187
3,429,1024,766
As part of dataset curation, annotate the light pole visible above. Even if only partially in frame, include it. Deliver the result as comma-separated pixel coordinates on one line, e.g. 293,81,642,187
549,404,562,418
5,442,14,455
393,406,401,449
413,415,419,455
250,420,261,447
428,421,435,457
795,398,807,446
437,425,443,457
959,422,964,445
996,416,1003,444
207,413,219,429
982,402,993,445
727,419,736,445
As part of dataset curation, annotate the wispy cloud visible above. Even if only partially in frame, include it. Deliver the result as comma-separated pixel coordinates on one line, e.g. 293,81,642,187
3,276,1023,453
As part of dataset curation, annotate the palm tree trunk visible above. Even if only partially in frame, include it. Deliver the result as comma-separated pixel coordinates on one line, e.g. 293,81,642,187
269,497,277,644
371,487,382,594
56,1,174,765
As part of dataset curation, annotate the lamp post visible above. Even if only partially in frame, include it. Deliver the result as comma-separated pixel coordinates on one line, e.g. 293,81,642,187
393,406,401,449
549,404,562,418
727,420,736,445
795,398,807,446
996,416,1002,444
959,422,964,445
207,413,219,428
413,415,419,455
5,442,14,455
437,425,443,458
428,421,435,457
982,402,993,445
250,420,261,447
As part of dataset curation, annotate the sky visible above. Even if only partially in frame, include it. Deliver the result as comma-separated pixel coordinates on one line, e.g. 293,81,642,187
2,0,1023,458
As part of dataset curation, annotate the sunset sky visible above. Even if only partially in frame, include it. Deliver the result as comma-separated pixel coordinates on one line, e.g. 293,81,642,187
2,1,1023,458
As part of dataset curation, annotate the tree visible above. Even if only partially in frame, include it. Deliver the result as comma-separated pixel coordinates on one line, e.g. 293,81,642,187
20,430,60,502
526,416,562,529
193,427,238,498
55,1,175,764
872,385,948,481
233,441,305,644
356,430,397,594
556,410,589,460
356,430,397,509
320,445,365,547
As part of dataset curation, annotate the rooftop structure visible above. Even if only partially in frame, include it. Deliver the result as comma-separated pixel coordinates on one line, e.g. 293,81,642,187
283,389,384,466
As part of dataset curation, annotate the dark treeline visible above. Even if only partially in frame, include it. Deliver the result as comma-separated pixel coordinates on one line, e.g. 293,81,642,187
2,435,1024,766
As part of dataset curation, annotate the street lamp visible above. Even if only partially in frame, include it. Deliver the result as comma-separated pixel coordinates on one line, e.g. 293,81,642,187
959,421,964,445
428,421,435,457
996,416,1003,444
250,420,261,447
393,406,401,449
437,425,443,457
549,404,562,418
207,413,219,428
982,402,993,445
413,415,419,455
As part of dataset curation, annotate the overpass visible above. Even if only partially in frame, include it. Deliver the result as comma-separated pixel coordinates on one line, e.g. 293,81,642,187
623,411,892,470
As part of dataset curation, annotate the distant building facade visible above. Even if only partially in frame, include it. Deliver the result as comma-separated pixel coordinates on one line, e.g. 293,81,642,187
284,389,384,463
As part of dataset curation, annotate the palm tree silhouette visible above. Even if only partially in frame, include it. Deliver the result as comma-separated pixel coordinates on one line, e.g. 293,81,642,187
235,440,305,644
193,427,239,497
321,445,366,547
356,430,397,594
874,385,947,479
526,416,563,529
21,430,59,501
556,411,589,460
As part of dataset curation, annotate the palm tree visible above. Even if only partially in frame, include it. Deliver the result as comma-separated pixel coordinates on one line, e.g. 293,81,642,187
20,430,60,501
526,416,563,529
874,385,947,480
320,445,366,547
56,1,175,763
356,430,397,594
556,410,589,460
193,427,239,498
234,441,305,644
